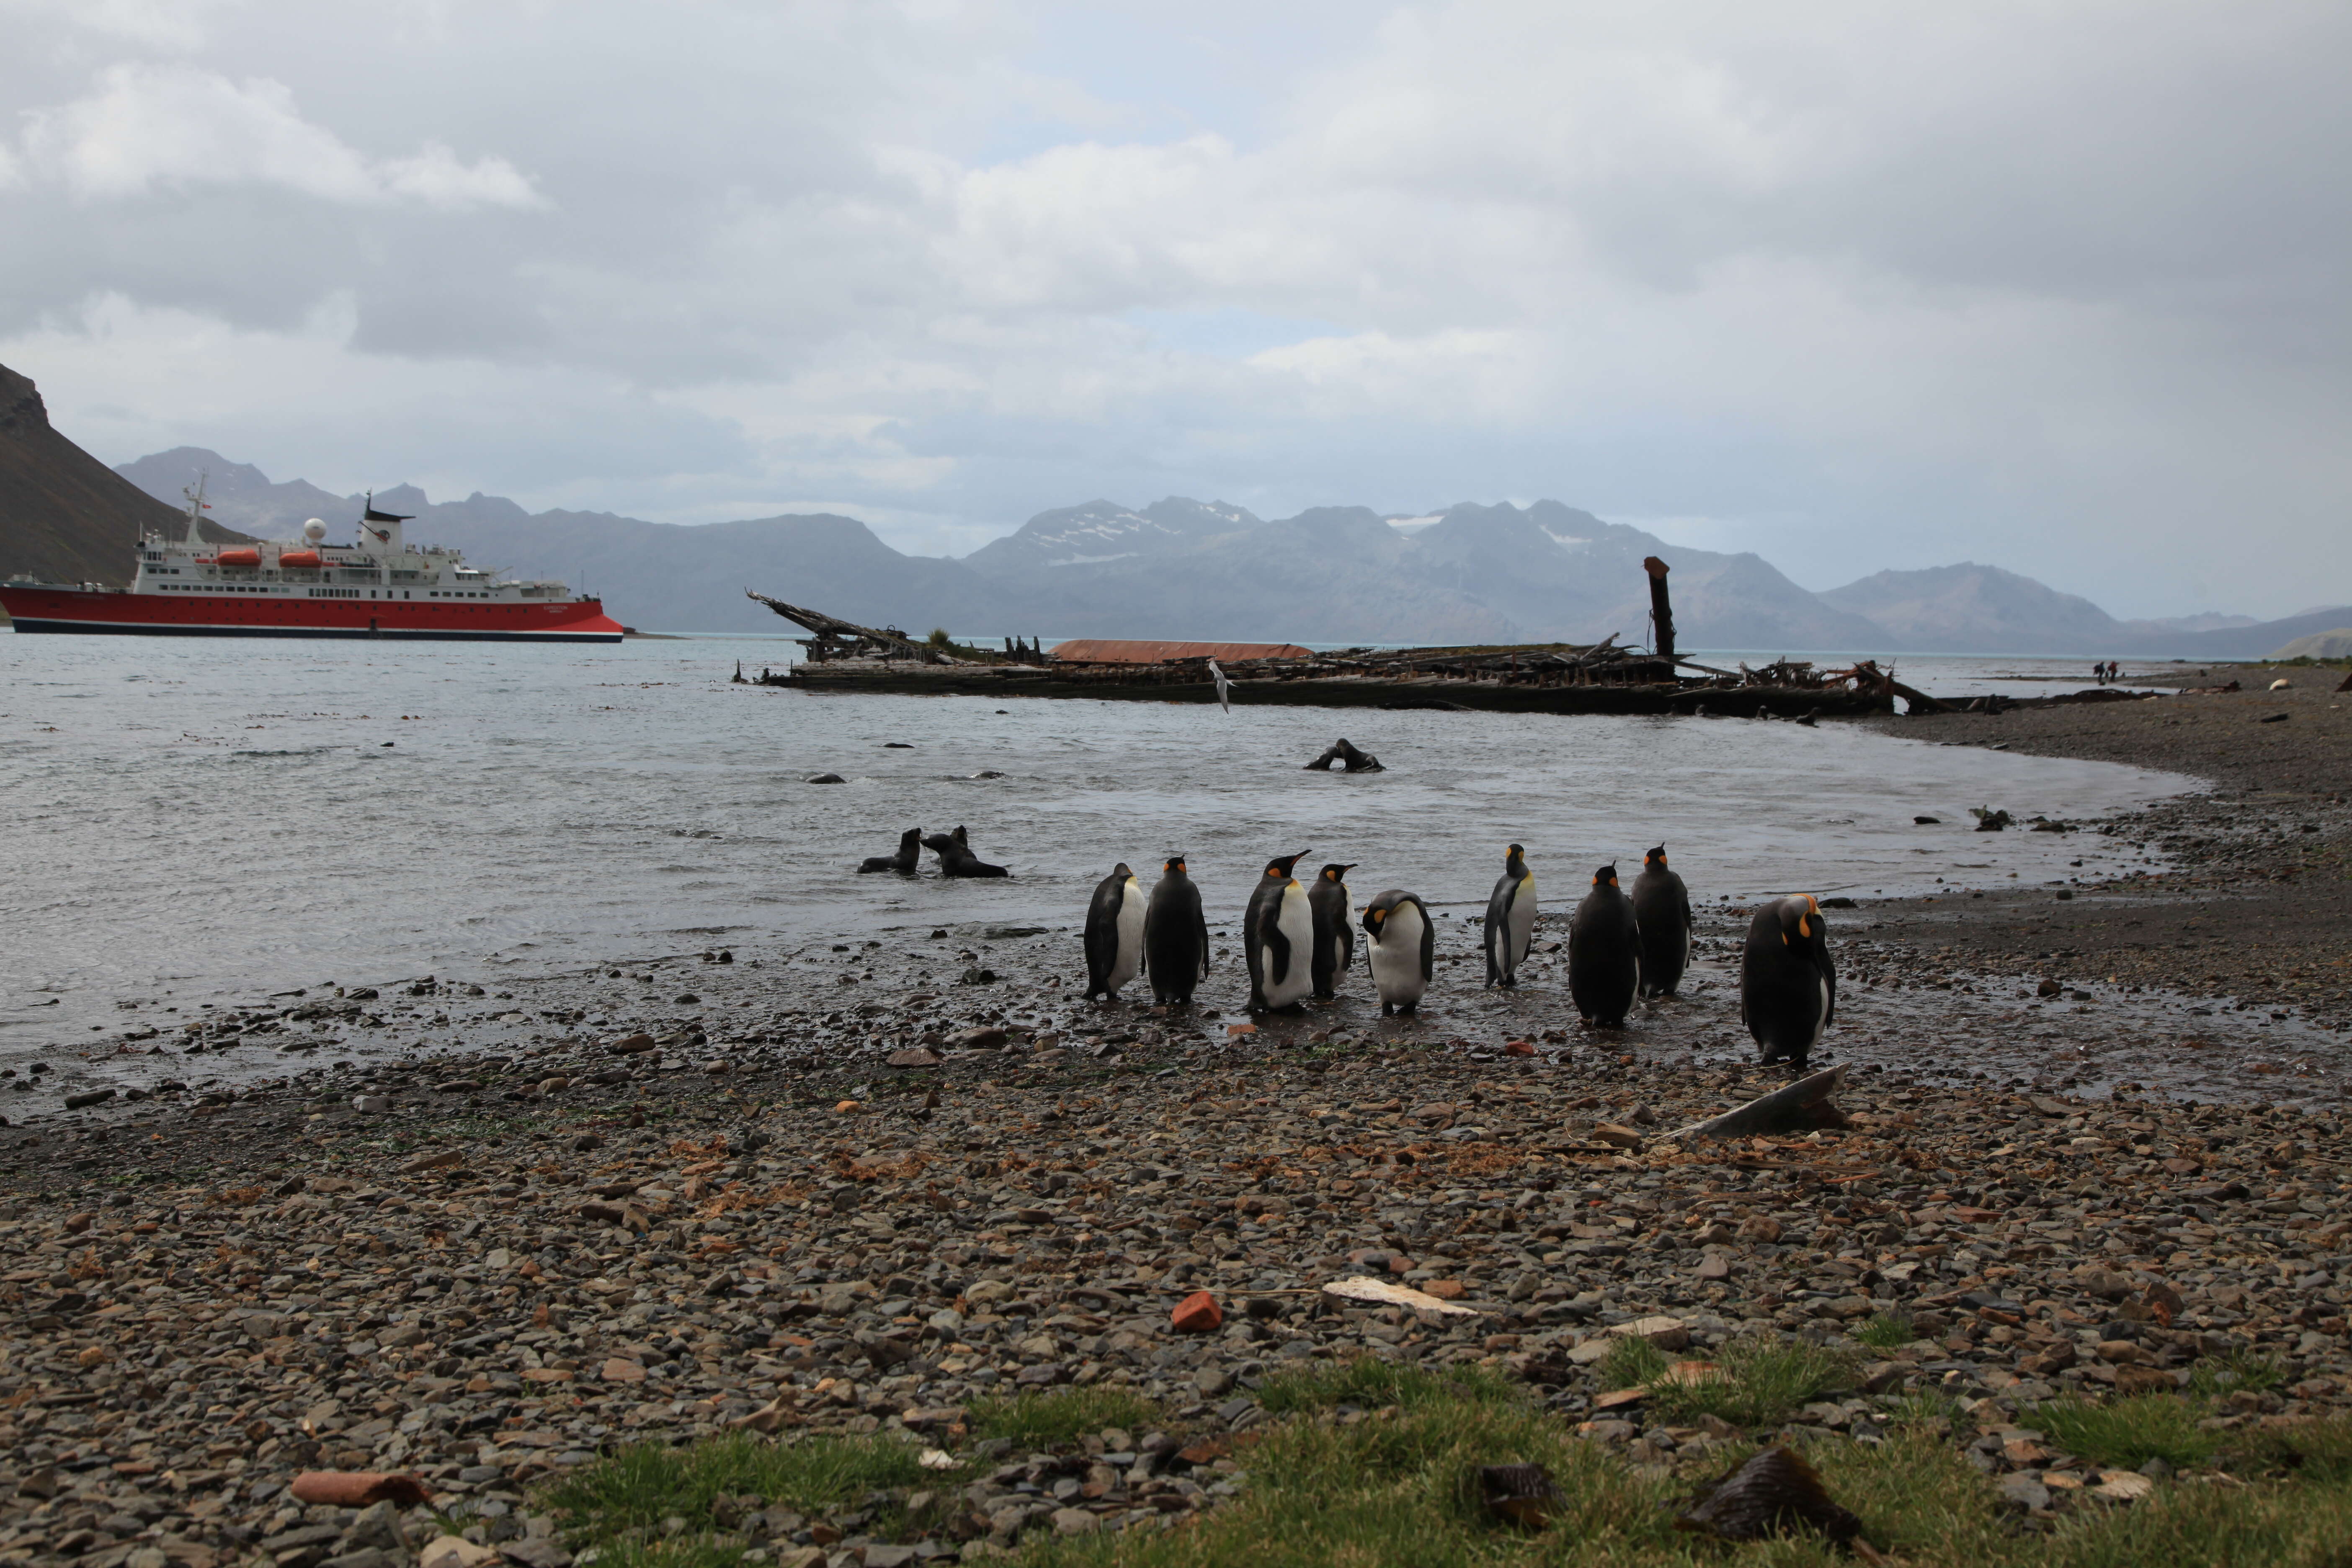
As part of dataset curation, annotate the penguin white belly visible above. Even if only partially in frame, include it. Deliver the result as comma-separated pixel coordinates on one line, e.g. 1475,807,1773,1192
1506,875,1537,965
1809,975,1830,1050
1106,881,1145,995
1261,884,1315,1009
1371,903,1429,1006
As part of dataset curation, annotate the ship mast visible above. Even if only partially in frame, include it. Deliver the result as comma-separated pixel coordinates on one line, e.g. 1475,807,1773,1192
180,472,209,546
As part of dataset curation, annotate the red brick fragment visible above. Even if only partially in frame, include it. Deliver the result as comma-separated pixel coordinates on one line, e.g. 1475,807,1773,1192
1171,1290,1223,1333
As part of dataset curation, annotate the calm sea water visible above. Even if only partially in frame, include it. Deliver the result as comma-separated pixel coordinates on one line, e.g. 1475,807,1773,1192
0,633,2193,1040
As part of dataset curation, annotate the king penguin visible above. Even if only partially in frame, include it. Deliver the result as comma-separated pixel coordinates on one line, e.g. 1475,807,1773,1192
1629,844,1692,997
1741,894,1836,1068
1083,862,1146,1000
1308,862,1357,998
1141,855,1211,1005
1483,843,1537,988
1361,890,1434,1016
1245,851,1315,1012
1568,863,1643,1026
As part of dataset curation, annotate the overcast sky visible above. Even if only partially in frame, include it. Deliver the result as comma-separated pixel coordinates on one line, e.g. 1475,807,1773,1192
4,1,2347,616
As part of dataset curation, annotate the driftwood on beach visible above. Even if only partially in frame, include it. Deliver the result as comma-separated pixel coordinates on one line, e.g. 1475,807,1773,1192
1663,1065,1849,1141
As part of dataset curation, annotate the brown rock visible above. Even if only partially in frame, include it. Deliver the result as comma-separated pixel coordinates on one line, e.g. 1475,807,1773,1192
887,1048,942,1068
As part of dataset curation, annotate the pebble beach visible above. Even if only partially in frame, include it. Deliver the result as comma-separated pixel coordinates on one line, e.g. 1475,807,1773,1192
3,665,2348,1567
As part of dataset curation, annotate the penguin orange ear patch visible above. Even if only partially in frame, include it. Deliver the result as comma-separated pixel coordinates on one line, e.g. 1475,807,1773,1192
1798,916,1811,937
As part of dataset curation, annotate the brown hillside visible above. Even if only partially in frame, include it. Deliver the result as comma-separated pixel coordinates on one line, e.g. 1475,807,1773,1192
0,361,250,588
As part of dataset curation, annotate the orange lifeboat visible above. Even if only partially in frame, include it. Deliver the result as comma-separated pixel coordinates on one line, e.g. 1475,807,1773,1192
217,547,261,567
278,550,322,568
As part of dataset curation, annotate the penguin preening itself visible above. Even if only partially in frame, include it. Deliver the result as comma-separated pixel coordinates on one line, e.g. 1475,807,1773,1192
1483,843,1537,988
1141,855,1211,1005
1084,863,1146,1000
858,828,921,874
1741,894,1836,1068
1308,863,1357,998
1630,844,1692,996
1361,890,1434,1015
1568,863,1642,1026
1245,851,1315,1012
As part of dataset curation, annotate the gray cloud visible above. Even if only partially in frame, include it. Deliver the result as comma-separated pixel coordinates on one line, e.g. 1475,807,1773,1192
1,0,2346,613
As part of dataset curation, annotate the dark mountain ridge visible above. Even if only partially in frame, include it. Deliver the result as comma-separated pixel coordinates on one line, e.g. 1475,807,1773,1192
0,369,248,590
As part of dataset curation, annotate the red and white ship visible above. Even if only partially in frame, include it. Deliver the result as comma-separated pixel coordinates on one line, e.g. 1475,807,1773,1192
1,479,624,642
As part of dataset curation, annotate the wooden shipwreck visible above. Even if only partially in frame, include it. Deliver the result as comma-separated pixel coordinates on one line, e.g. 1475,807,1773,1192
742,565,1938,717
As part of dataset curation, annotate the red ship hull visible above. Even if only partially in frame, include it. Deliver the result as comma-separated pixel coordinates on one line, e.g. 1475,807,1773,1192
0,585,625,642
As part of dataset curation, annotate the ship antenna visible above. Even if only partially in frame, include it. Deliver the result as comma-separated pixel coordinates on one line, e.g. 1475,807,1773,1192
181,471,209,545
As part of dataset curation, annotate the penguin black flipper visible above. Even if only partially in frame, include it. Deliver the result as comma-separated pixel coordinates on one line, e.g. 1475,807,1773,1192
1083,865,1130,999
1483,878,1508,987
1263,910,1295,991
1308,863,1356,999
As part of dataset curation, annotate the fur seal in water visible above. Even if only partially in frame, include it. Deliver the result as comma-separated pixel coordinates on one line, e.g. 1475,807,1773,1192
926,825,1010,878
858,828,921,874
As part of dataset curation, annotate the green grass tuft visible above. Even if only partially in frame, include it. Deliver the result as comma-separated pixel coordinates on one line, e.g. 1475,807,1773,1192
2187,1349,2286,1399
1596,1333,1672,1392
1855,1310,1916,1350
971,1386,1165,1450
1648,1334,1858,1429
544,1431,930,1550
1255,1355,1519,1417
2220,1415,2352,1484
2032,1393,2220,1472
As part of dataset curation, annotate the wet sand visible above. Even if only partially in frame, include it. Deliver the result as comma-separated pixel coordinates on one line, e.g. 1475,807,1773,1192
1857,663,2352,1049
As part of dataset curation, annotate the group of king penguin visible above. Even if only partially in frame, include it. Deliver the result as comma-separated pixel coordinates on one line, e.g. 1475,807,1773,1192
1083,845,1842,1070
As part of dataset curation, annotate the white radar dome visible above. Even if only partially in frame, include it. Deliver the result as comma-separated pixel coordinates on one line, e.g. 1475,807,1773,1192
303,518,328,542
